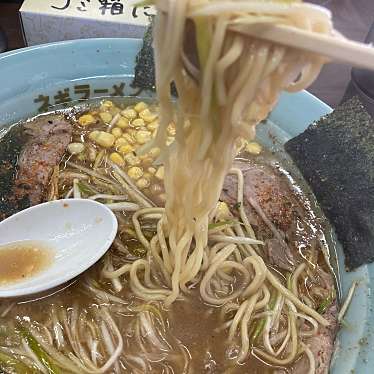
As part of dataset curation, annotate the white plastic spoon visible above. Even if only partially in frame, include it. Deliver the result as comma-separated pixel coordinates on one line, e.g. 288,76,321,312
0,199,118,298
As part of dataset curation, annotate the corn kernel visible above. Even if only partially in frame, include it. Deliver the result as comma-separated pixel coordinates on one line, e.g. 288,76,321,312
78,114,96,127
99,112,113,123
89,130,99,141
149,147,160,159
136,177,150,189
215,201,232,222
116,117,129,129
111,127,123,138
147,121,159,131
100,100,114,111
128,166,143,180
132,118,145,128
109,152,125,166
67,142,85,155
139,108,158,123
166,137,174,146
148,167,156,174
115,137,128,148
246,141,262,155
155,166,164,180
121,108,137,120
159,193,166,203
136,130,151,145
89,131,115,148
134,101,148,113
124,153,141,166
123,133,136,145
118,144,134,155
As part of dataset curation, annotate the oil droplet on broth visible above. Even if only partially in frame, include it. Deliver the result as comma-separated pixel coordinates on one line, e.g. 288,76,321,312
0,241,54,286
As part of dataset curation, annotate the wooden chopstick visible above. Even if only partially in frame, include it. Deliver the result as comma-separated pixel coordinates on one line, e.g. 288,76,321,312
230,23,374,71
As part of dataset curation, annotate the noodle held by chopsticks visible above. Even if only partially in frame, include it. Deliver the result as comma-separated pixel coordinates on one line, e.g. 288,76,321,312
135,0,336,307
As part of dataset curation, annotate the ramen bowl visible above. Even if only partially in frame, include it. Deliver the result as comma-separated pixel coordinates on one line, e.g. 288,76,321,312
0,38,372,373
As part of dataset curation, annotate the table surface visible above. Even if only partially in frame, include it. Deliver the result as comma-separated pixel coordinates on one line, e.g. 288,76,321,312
1,1,373,108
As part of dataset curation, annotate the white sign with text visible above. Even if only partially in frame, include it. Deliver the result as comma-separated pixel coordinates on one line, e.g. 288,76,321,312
20,0,155,46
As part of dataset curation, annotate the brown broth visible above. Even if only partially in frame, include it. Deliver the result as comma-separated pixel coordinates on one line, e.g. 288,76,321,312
0,241,53,285
169,291,276,373
0,99,338,373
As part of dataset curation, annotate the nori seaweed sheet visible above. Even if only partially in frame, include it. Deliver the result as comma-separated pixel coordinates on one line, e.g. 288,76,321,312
131,20,177,96
131,20,156,92
285,96,374,270
0,124,28,219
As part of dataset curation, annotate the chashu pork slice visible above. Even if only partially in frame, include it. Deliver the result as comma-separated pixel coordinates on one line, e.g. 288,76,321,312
2,114,72,218
221,158,338,373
